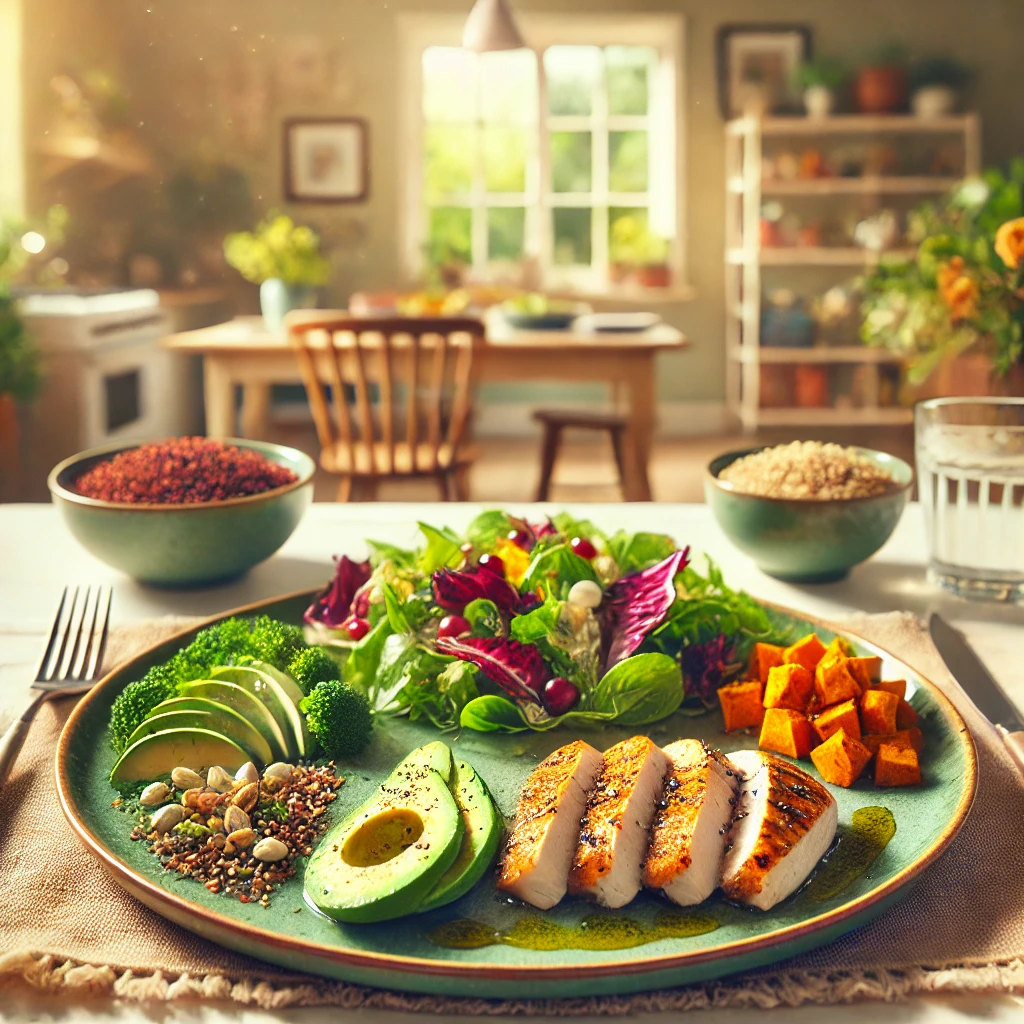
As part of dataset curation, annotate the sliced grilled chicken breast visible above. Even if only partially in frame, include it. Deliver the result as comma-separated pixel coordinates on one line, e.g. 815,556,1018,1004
497,740,603,910
568,736,670,908
643,739,740,906
720,749,837,911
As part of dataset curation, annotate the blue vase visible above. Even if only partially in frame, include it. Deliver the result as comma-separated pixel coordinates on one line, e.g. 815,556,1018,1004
260,279,317,332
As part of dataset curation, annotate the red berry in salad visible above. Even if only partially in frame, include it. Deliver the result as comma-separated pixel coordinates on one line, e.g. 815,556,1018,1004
345,617,370,641
477,553,505,576
542,676,580,716
437,614,471,639
507,529,532,551
569,536,597,560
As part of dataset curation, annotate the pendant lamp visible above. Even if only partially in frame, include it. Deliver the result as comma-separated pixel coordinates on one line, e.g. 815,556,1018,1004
462,0,526,53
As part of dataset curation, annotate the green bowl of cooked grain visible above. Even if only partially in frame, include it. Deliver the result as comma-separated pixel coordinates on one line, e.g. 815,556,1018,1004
704,442,913,583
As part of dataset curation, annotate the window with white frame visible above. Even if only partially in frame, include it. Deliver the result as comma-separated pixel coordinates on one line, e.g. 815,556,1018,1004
399,15,686,294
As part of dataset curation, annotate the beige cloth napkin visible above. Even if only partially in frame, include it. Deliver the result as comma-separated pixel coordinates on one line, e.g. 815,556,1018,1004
1,613,1024,1013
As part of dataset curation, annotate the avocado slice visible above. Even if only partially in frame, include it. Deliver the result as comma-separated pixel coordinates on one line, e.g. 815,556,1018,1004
417,759,503,913
304,742,463,923
179,680,289,761
127,707,273,766
110,728,249,783
210,664,310,760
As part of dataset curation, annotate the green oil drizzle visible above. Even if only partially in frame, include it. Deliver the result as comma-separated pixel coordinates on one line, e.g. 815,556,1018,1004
810,806,896,902
428,912,719,951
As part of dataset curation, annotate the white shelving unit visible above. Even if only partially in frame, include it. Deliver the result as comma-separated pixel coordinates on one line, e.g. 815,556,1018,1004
724,113,981,432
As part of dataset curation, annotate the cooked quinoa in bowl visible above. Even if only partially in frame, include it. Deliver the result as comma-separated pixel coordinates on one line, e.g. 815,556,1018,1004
704,443,912,582
717,441,898,501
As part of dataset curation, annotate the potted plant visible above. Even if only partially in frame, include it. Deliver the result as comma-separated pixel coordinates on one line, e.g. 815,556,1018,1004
860,164,1024,395
854,43,908,114
796,58,847,118
224,213,330,331
909,56,973,119
609,216,672,289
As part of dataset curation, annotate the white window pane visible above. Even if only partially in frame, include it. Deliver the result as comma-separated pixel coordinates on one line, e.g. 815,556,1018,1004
609,131,648,192
423,47,476,122
480,49,538,123
488,208,526,261
606,46,654,116
484,126,527,193
544,45,601,116
551,131,592,193
553,208,592,265
424,125,475,200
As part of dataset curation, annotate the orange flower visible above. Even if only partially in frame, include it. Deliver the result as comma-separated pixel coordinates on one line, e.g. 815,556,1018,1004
996,217,1024,269
937,256,965,297
943,274,980,321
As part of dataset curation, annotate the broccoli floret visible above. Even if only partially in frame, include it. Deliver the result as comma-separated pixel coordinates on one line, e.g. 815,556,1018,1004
299,680,373,758
171,618,257,682
287,647,343,696
109,666,177,752
249,615,307,671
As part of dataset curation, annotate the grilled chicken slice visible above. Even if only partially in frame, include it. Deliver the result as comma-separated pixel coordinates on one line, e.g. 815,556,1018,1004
568,736,670,908
642,739,740,906
497,740,603,909
720,749,837,911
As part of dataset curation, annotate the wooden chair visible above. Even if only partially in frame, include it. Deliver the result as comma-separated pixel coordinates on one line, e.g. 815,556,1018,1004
287,312,484,501
532,408,651,502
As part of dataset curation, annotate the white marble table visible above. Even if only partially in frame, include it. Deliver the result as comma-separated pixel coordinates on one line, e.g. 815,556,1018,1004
2,502,1023,1024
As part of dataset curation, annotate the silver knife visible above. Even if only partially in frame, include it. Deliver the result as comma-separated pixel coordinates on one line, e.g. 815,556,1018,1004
929,613,1024,776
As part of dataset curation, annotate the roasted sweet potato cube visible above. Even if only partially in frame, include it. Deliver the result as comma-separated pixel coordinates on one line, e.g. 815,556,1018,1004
783,633,828,671
861,728,923,758
875,743,922,787
847,656,883,692
811,728,873,787
876,679,907,700
812,698,862,743
749,642,785,683
820,636,852,665
759,707,816,759
815,657,862,707
896,699,919,729
861,689,900,734
763,663,814,712
719,680,766,732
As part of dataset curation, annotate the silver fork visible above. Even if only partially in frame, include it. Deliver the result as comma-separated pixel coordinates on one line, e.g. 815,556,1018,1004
0,586,112,785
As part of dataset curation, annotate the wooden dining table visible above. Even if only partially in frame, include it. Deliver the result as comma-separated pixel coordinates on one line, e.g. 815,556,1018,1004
162,313,688,498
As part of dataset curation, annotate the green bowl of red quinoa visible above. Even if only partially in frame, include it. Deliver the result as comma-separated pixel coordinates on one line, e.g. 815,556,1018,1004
48,437,315,586
704,442,912,583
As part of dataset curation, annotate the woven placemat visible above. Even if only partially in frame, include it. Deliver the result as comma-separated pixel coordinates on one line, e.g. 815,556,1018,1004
2,612,1023,1013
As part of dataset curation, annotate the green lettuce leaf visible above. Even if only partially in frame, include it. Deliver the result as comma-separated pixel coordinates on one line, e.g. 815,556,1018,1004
417,522,464,575
591,652,683,725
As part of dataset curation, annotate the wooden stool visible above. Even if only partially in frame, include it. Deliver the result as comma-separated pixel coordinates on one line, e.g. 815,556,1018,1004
532,409,651,502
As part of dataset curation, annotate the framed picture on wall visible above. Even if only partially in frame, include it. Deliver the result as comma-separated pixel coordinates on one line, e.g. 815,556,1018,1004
283,118,369,202
716,25,812,119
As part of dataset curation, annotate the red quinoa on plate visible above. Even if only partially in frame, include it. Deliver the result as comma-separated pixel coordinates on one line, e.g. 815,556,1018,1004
73,437,298,504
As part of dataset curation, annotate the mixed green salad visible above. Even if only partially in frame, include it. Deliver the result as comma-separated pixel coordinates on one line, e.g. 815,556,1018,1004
304,511,773,734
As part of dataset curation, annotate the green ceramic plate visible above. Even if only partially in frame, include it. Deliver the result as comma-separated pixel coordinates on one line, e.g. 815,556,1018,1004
57,590,977,999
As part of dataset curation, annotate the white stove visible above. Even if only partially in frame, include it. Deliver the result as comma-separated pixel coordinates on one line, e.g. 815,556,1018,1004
16,288,201,500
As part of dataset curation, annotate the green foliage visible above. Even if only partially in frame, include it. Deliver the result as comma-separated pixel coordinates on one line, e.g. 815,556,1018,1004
910,55,973,91
287,647,342,696
860,165,1024,380
609,214,668,267
109,668,178,752
796,58,847,91
299,680,373,758
0,293,41,400
223,212,329,286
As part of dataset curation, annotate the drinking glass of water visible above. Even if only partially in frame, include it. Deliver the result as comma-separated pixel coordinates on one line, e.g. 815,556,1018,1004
916,397,1024,602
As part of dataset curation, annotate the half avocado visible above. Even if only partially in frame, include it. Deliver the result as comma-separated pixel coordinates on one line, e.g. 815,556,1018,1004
417,758,503,913
110,728,249,783
210,664,310,760
178,680,290,761
304,742,462,923
126,705,273,766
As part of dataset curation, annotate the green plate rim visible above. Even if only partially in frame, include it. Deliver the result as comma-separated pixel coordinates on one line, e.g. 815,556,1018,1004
55,587,978,986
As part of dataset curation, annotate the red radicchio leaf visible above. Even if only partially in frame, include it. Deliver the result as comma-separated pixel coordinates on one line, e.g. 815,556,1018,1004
304,555,372,628
435,635,549,703
432,566,526,615
682,634,737,706
600,547,690,671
